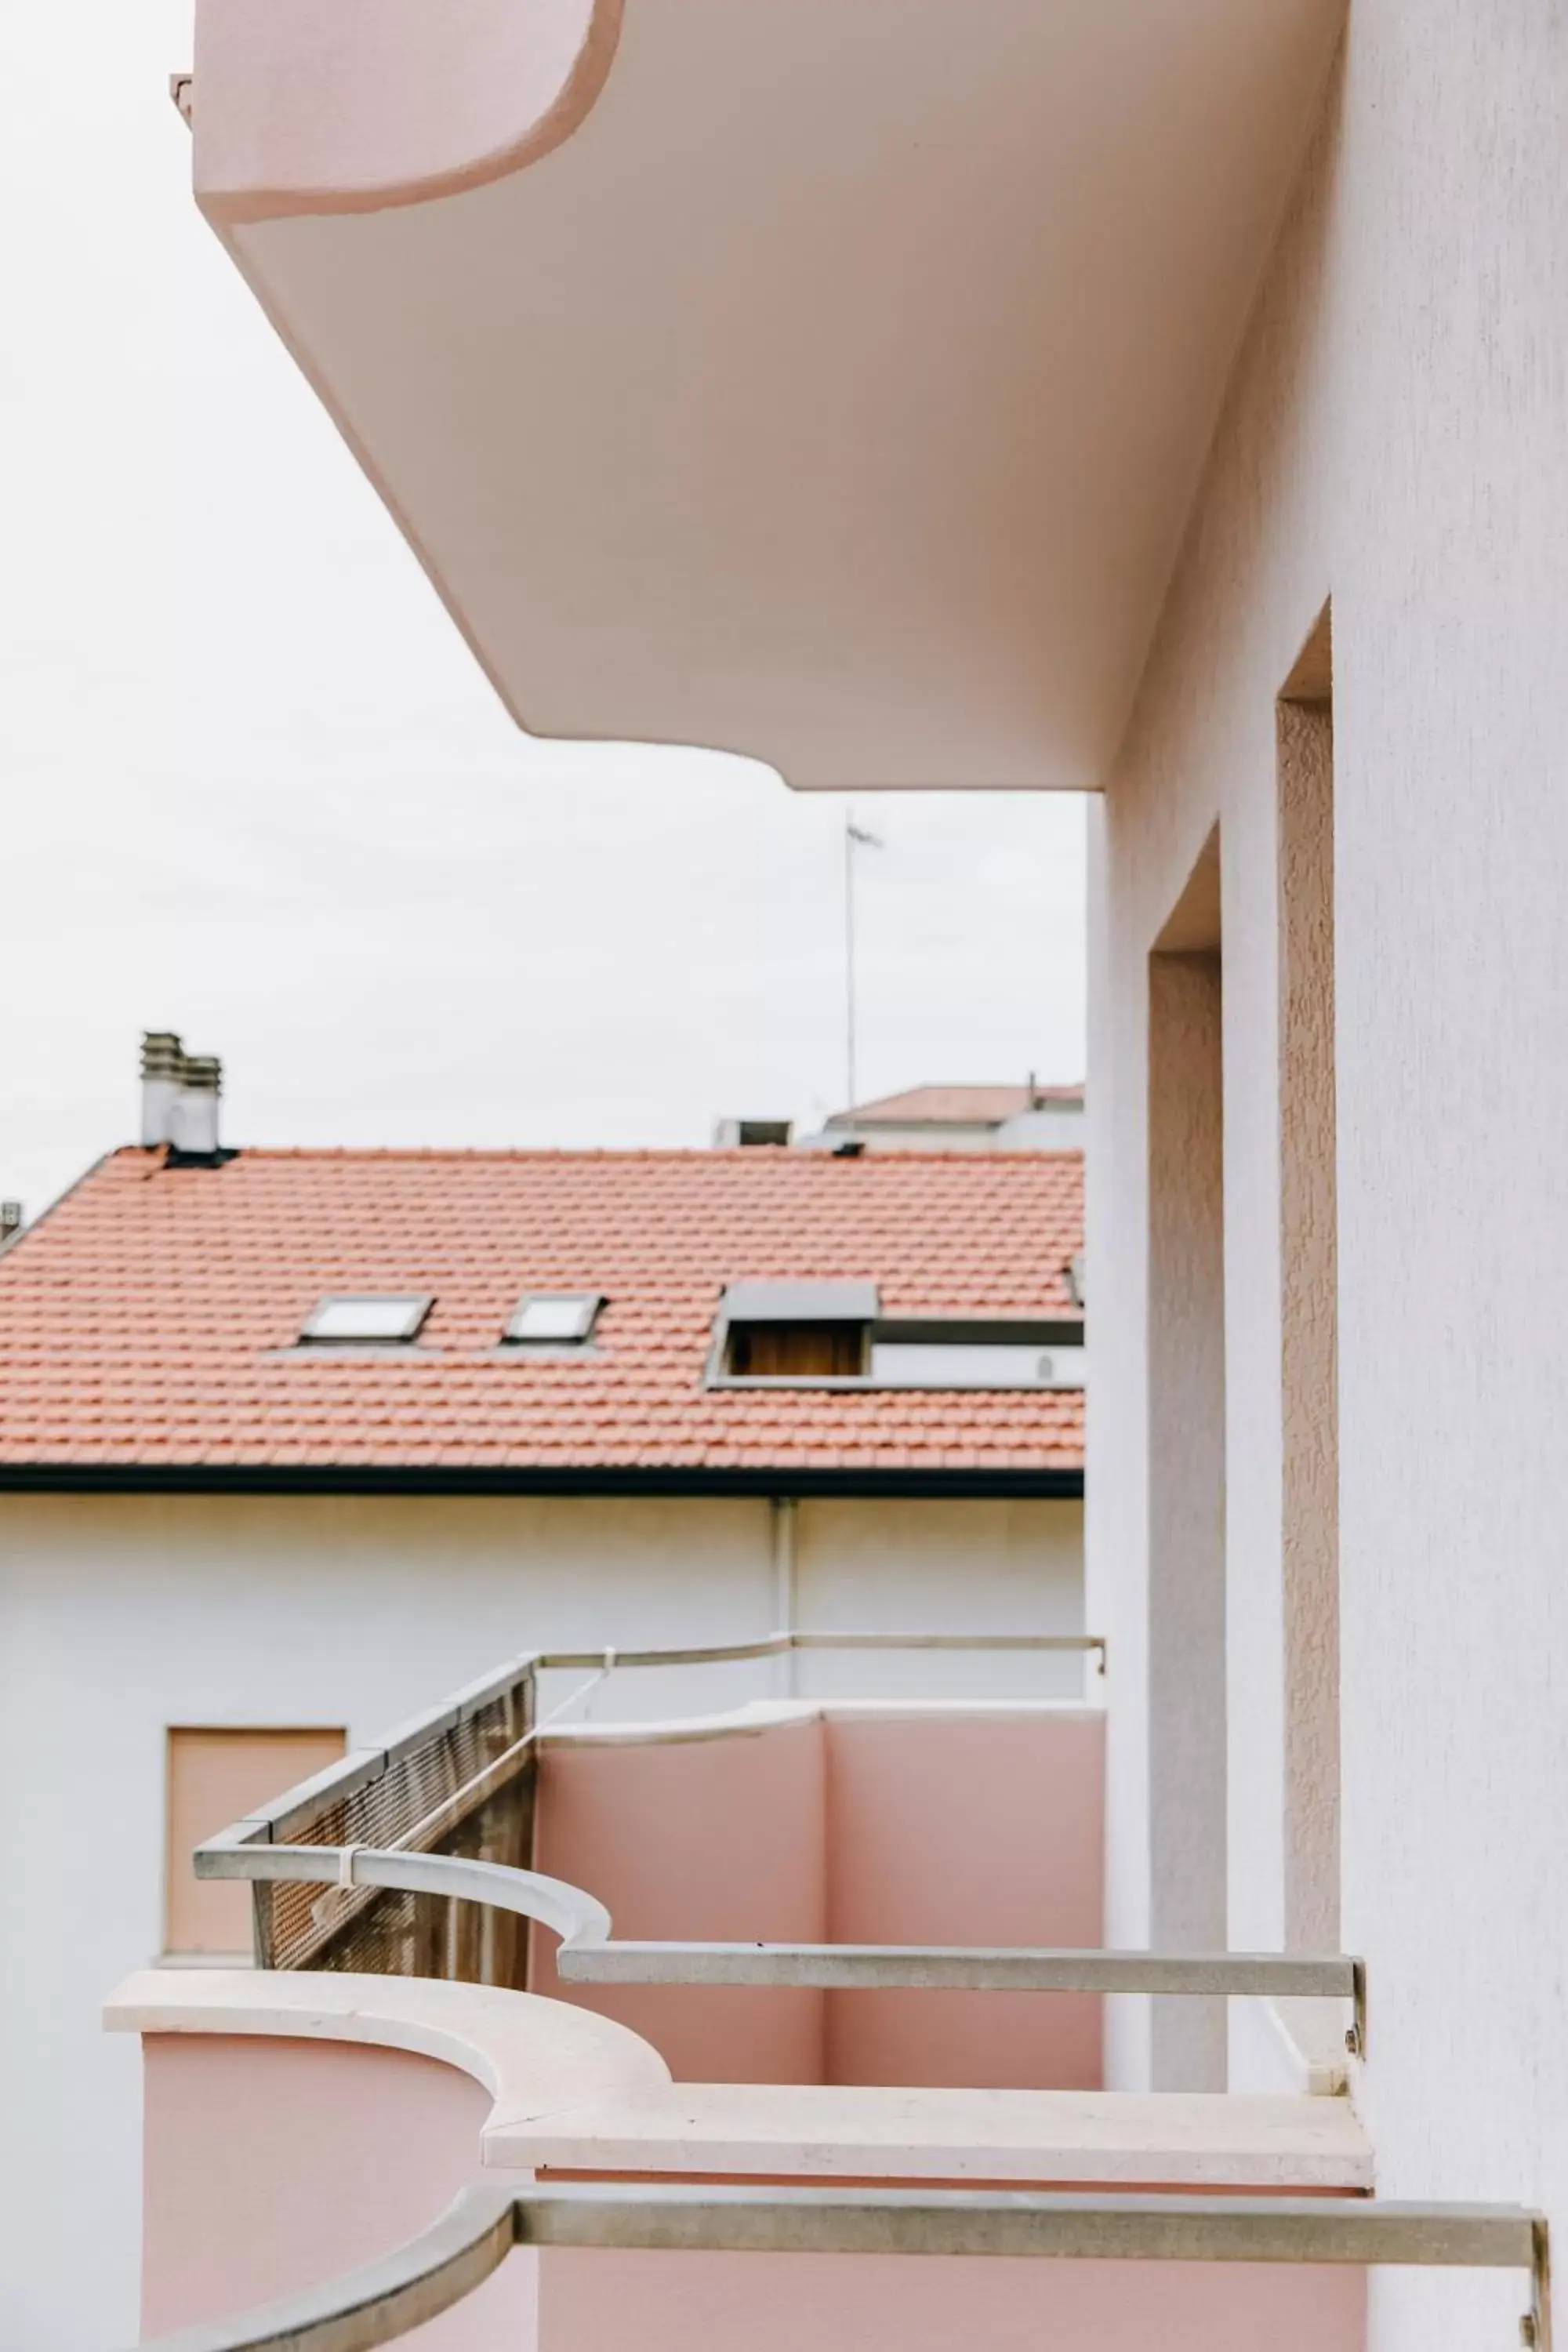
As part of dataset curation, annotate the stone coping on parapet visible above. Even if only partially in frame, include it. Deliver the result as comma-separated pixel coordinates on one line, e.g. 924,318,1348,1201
106,1968,670,2143
107,1972,1370,2194
535,1695,1106,1750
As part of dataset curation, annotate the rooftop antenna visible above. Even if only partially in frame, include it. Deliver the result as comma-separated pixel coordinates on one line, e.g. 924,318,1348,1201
844,810,884,1109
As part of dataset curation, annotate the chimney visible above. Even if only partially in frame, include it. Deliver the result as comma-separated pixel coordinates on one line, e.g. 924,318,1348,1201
140,1032,223,1156
140,1033,185,1146
0,1202,22,1249
169,1054,223,1156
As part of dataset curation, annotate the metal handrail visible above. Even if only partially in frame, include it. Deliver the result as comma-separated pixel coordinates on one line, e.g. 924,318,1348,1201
311,1632,1107,1868
125,2181,1552,2352
194,1841,1367,2047
206,1628,1107,1856
535,1630,1107,1672
557,1940,1359,2001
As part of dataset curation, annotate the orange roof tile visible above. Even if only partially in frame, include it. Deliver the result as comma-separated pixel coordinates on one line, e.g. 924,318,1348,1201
0,1149,1083,1489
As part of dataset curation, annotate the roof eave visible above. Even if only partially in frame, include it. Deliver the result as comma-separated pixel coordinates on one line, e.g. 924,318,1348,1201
0,1461,1082,1502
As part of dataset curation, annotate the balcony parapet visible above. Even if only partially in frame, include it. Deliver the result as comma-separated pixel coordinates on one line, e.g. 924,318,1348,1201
107,1968,670,2146
109,1972,1556,2350
108,1969,1370,2192
124,2183,1553,2352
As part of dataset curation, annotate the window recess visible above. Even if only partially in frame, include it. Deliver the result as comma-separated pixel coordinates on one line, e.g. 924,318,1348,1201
710,1284,1083,1390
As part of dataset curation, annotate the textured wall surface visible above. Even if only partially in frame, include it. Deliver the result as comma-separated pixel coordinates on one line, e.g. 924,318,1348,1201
1276,697,1341,1951
0,1487,1080,2350
1088,6,1568,2343
1145,949,1228,2089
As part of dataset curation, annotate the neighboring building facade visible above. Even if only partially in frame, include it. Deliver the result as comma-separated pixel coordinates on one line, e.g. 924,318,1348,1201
713,1082,1085,1155
815,1082,1086,1155
0,1079,1083,2348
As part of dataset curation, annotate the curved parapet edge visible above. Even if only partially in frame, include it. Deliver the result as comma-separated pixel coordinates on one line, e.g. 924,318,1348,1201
126,2179,517,2352
191,0,625,227
105,1965,672,2129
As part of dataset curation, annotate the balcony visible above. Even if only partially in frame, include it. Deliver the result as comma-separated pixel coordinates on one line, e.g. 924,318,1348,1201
103,1637,1555,2352
180,0,1346,791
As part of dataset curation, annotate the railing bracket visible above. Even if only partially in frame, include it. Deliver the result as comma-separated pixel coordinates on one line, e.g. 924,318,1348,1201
1345,1958,1369,2063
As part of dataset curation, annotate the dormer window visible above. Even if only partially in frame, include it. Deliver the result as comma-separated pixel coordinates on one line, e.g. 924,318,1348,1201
711,1285,1083,1389
717,1280,877,1379
728,1320,868,1377
299,1294,431,1345
504,1294,602,1345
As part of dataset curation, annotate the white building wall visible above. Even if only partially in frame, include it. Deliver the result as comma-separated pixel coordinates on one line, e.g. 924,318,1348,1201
0,1486,1082,2350
793,1495,1085,1700
1089,9,1568,2344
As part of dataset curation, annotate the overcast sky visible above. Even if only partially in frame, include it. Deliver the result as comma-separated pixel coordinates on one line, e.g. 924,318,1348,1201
0,2,1086,1223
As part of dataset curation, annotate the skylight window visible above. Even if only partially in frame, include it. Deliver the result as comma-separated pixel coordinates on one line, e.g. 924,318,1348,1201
299,1295,432,1345
504,1294,602,1345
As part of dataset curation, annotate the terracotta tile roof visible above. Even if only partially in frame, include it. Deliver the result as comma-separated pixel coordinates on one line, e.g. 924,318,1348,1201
829,1083,1083,1127
0,1148,1083,1485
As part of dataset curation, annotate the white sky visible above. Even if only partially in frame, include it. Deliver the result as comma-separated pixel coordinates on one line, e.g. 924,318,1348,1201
0,2,1086,1223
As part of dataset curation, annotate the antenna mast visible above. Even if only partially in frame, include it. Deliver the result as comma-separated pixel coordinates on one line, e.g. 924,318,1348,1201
844,811,883,1108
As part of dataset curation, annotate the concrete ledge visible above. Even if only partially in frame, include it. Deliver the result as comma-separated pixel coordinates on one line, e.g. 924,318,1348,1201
488,2079,1372,2190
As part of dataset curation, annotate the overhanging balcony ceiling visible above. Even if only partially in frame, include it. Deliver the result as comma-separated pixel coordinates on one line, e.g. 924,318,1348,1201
192,0,1341,790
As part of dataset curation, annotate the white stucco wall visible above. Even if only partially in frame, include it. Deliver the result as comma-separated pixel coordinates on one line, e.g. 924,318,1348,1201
0,1486,1082,2350
1088,9,1568,2344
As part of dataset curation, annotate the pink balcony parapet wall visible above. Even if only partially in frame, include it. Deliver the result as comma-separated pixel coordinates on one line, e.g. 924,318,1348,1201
541,2246,1363,2352
114,1700,1364,2346
141,2034,528,2349
118,1972,1367,2352
530,1704,1106,2089
192,0,623,225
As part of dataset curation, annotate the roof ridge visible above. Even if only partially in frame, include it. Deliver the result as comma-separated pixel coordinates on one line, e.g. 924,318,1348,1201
96,1144,1084,1168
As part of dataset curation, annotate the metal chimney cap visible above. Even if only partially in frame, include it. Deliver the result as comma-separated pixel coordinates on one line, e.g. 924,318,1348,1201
180,1055,223,1093
140,1031,185,1077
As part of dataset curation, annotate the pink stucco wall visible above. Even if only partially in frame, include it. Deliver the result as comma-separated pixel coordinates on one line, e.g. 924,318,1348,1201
531,1713,829,2082
139,2030,1363,2352
824,1713,1102,2089
541,2246,1363,2350
532,1708,1105,2088
141,2035,532,2347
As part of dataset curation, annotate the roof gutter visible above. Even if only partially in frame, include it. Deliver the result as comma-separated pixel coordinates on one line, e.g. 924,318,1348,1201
0,1463,1082,1502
